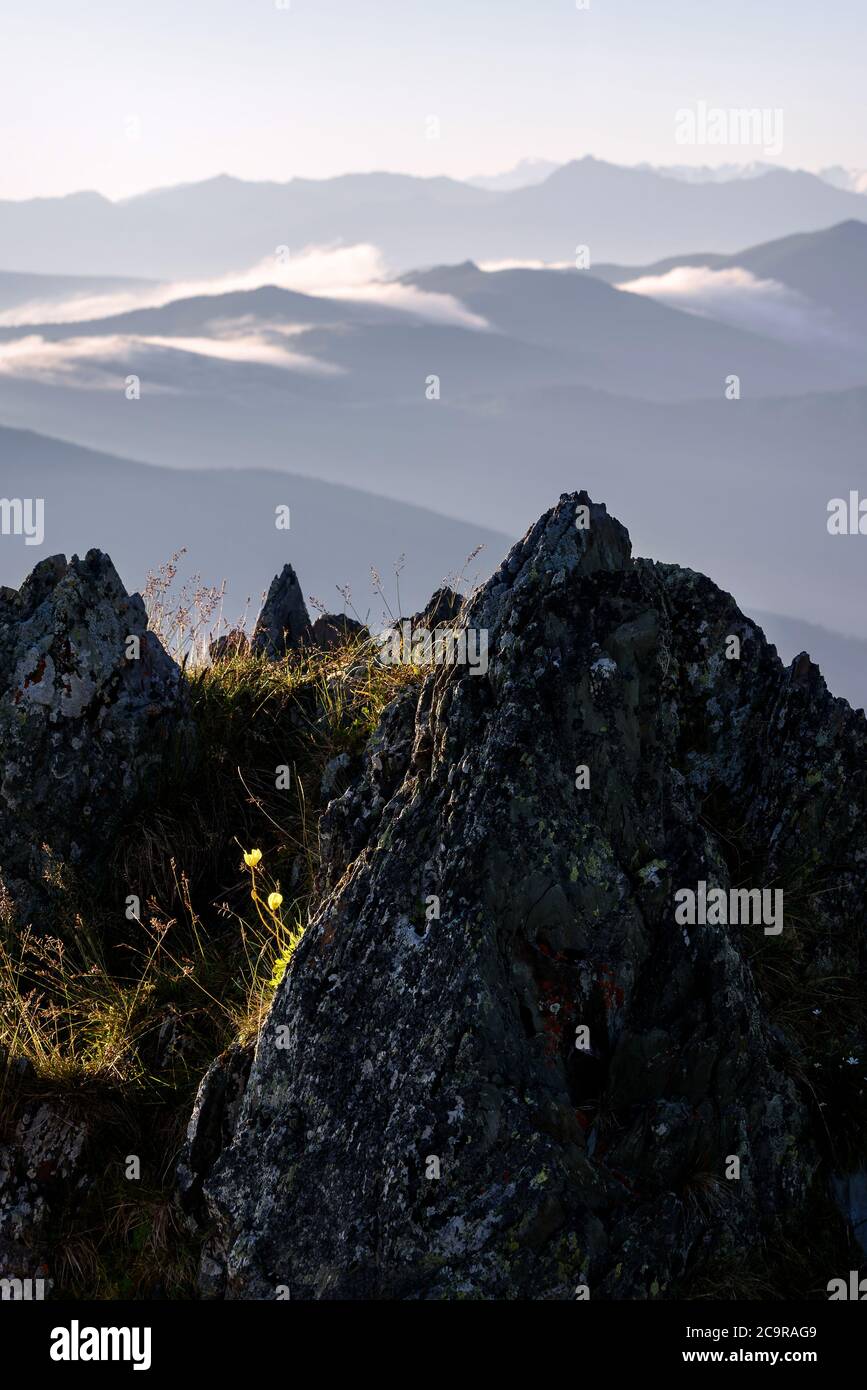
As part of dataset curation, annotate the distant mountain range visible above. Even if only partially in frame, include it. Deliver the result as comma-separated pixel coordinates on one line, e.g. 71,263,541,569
1,159,866,278
5,220,867,404
470,157,867,194
1,201,865,705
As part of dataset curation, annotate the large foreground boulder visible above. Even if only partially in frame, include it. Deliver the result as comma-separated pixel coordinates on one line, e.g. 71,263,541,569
192,493,867,1299
0,550,189,927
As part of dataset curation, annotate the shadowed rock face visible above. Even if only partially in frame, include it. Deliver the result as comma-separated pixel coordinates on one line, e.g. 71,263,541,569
0,1062,92,1291
190,493,867,1300
251,564,311,659
410,585,464,631
0,549,189,927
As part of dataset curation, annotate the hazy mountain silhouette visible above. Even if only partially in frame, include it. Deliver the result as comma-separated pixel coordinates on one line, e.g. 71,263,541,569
0,283,405,336
471,158,867,192
0,161,865,278
0,424,509,626
468,158,561,191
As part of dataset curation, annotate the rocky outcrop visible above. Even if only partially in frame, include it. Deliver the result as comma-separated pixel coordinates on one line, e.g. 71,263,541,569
190,491,867,1299
0,551,190,928
308,613,367,652
235,563,367,662
251,564,311,659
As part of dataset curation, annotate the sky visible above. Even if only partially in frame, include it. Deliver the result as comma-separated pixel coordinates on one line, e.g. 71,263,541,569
1,0,865,200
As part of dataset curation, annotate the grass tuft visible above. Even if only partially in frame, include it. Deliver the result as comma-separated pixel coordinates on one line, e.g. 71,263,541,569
0,626,423,1297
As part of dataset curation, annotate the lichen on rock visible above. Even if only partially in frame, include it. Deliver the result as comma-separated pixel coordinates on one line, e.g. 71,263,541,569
0,549,191,927
188,492,867,1299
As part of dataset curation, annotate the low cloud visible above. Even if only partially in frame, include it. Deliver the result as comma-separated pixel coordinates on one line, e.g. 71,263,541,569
0,334,137,387
616,264,847,343
139,332,343,373
0,329,343,386
0,244,488,332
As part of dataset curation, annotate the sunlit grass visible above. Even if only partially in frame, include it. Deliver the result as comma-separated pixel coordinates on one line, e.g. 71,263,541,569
0,623,424,1297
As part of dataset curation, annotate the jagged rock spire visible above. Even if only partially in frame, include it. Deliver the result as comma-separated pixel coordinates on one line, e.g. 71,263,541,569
0,550,189,927
251,564,312,658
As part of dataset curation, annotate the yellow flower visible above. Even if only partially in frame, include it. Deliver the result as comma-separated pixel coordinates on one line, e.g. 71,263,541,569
267,892,283,912
244,848,262,868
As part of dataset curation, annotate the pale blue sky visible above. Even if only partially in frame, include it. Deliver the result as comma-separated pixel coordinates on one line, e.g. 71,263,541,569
1,0,864,199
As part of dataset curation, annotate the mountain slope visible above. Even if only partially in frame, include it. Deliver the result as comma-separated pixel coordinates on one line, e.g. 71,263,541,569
0,268,157,315
401,260,857,394
591,220,867,336
0,425,509,623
